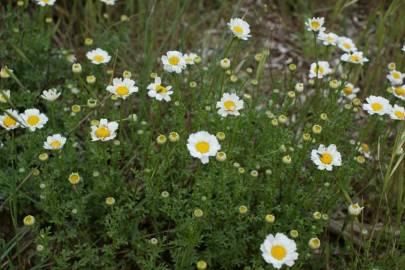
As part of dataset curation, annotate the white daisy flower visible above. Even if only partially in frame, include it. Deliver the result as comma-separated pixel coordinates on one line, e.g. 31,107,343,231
66,54,76,63
86,48,111,65
34,0,56,6
386,70,404,86
227,18,251,40
216,92,244,117
147,76,173,102
0,66,13,78
161,51,187,73
337,37,357,52
43,134,67,150
309,61,332,79
358,143,371,159
41,88,61,101
100,0,116,5
106,77,138,99
362,95,392,116
0,90,11,103
260,233,299,269
392,85,405,100
295,83,304,92
390,104,405,120
341,51,369,65
90,119,118,142
341,82,360,100
187,131,221,164
348,203,364,216
305,17,325,32
311,144,342,171
184,53,198,65
0,109,21,130
318,31,339,46
20,109,48,131
402,43,405,53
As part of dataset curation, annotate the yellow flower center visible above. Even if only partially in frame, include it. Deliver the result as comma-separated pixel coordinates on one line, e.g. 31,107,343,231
156,85,168,94
195,141,210,154
224,100,236,111
43,0,49,3
371,102,383,111
310,238,320,248
3,116,16,127
361,143,369,153
27,115,40,126
69,174,80,184
50,140,61,149
327,36,334,43
343,42,351,49
315,66,324,75
350,54,360,62
233,25,244,34
310,21,320,29
392,72,401,79
270,245,287,261
343,86,353,95
95,126,110,139
168,56,180,66
394,87,405,96
320,153,333,164
394,110,404,119
93,55,104,63
116,86,129,96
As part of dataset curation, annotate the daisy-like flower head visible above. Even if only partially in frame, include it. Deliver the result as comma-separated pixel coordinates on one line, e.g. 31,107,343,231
21,109,48,131
390,104,405,121
358,143,371,159
34,0,56,6
318,31,339,46
216,92,244,117
0,109,21,130
43,134,67,150
402,43,405,53
348,203,364,216
90,119,118,141
161,51,187,73
68,172,81,185
0,66,13,78
106,77,138,99
341,51,369,65
0,90,11,103
100,0,116,5
86,48,111,65
392,85,405,100
147,76,173,102
260,233,299,269
41,88,61,101
187,131,221,164
341,82,360,100
309,61,332,79
66,54,76,63
305,17,325,32
311,144,342,171
227,18,251,40
337,37,357,52
184,53,198,65
362,95,392,116
386,70,404,86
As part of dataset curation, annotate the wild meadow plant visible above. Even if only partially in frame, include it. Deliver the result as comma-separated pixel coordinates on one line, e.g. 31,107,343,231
0,0,404,269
